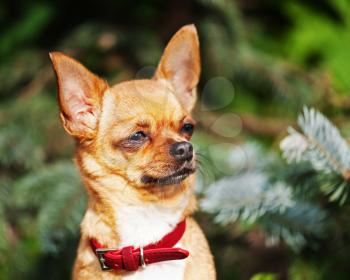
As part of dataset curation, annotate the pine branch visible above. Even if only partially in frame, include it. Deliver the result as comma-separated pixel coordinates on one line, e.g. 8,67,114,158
281,107,350,177
14,161,86,253
299,107,350,177
201,171,294,224
200,141,330,251
280,107,350,204
260,202,327,251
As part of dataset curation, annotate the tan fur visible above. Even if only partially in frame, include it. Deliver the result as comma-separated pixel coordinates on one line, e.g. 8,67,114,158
50,24,215,280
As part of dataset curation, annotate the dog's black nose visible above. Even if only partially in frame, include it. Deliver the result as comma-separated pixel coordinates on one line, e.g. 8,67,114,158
170,141,193,161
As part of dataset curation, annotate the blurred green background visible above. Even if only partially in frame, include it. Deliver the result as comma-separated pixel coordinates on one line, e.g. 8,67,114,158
2,0,350,279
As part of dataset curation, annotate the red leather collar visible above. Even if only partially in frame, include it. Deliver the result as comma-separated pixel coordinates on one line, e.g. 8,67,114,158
90,220,189,272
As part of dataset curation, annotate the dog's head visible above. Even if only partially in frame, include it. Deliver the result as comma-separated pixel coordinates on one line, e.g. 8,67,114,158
50,25,200,199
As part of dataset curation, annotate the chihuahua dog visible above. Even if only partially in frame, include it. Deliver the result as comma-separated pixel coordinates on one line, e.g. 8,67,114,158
50,24,215,280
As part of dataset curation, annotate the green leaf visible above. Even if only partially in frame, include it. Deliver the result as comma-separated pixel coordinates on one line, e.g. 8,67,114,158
251,273,278,280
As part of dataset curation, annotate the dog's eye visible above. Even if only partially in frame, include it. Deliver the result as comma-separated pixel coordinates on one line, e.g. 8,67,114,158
181,123,194,135
130,131,147,141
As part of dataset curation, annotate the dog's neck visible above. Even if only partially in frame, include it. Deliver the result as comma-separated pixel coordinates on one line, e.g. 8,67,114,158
77,151,195,249
114,192,190,248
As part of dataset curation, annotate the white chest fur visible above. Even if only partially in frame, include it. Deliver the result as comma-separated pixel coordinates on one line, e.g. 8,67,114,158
122,255,186,280
116,196,189,280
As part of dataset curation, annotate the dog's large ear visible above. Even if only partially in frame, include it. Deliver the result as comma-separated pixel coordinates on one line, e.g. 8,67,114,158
154,24,200,112
49,52,108,138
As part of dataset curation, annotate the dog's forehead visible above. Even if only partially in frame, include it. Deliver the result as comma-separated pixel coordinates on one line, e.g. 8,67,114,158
103,80,185,120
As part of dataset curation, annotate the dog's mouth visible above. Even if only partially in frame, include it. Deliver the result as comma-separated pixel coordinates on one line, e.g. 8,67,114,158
141,166,195,186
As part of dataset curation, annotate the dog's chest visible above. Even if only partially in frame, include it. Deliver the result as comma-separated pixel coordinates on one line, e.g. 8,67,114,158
122,257,186,280
116,201,188,280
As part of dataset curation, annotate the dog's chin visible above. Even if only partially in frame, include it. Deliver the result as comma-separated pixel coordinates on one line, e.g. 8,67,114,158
141,166,195,186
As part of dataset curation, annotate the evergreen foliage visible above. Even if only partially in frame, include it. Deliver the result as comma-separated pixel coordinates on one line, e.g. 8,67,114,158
199,141,328,252
281,107,350,204
2,0,350,279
